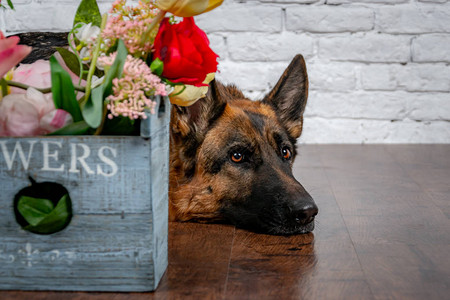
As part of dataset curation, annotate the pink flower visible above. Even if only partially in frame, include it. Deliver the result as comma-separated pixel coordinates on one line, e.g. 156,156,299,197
10,60,51,93
0,31,32,78
102,0,160,56
98,53,167,120
0,88,73,137
11,56,85,94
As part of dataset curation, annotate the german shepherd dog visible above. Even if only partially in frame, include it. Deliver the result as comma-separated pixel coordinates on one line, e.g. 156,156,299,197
169,54,318,235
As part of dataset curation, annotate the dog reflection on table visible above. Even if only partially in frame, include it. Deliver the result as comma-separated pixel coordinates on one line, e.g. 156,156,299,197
169,55,318,235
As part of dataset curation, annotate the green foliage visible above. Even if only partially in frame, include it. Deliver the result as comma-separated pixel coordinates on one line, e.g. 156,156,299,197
50,56,83,122
19,194,72,234
47,120,91,135
17,196,54,227
56,48,103,80
6,0,14,9
82,39,128,129
82,86,104,128
150,58,164,77
101,116,140,136
73,0,102,27
56,47,84,78
0,78,7,97
102,39,128,97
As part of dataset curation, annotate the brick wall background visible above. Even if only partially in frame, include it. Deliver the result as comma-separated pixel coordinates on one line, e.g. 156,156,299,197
1,0,449,143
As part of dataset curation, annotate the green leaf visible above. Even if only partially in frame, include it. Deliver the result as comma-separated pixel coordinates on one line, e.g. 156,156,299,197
24,194,71,235
81,39,127,129
73,0,102,27
81,85,104,128
102,39,128,97
18,196,54,227
55,47,83,79
102,116,140,136
80,40,127,128
47,120,91,136
150,58,164,77
50,55,83,122
56,48,103,79
7,0,14,9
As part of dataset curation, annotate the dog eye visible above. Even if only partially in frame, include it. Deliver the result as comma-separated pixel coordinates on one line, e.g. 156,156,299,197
281,147,292,161
231,152,244,163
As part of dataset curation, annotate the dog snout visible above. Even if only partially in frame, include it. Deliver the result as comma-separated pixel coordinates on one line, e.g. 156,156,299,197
292,201,318,225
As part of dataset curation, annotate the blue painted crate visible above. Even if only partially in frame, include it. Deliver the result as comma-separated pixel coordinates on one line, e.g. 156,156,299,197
0,96,170,292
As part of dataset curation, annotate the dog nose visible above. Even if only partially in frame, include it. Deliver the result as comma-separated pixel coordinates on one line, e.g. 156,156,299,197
293,202,318,225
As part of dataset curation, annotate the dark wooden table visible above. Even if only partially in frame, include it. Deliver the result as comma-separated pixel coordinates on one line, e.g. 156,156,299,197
1,145,449,299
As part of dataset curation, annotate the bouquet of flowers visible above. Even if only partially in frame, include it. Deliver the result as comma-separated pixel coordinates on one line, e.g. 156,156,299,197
0,0,223,137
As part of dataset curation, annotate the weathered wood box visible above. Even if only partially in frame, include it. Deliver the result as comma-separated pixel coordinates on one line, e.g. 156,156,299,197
0,96,170,292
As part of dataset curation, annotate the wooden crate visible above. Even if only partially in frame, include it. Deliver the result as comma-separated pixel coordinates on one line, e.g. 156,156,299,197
0,96,170,292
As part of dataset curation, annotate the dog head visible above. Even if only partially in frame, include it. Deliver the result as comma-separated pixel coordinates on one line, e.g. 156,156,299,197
169,54,318,235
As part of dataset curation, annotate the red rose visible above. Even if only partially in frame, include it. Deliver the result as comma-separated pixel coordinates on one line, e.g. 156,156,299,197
153,17,218,87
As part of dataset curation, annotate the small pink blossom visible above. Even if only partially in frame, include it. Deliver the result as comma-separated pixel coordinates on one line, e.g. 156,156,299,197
98,53,167,120
102,0,160,56
0,88,73,137
0,31,32,78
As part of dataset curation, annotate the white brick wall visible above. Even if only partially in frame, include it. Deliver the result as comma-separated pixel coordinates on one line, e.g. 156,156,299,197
1,0,449,143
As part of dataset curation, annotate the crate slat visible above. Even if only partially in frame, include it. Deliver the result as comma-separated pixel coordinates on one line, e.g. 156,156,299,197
0,97,170,292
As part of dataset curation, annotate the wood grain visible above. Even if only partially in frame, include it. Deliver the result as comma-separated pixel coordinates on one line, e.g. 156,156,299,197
0,145,448,299
385,145,450,218
0,97,171,292
317,145,450,300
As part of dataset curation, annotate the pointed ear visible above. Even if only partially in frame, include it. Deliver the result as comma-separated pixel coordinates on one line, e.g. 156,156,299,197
262,54,308,140
170,80,227,143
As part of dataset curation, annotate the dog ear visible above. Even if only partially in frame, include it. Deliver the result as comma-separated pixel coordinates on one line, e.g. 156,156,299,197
170,80,228,178
262,54,308,140
170,79,227,143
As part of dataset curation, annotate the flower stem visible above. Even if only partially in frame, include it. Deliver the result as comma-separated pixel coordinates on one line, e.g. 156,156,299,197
0,78,8,98
142,10,166,48
5,80,86,94
67,24,85,90
94,102,108,135
83,13,108,106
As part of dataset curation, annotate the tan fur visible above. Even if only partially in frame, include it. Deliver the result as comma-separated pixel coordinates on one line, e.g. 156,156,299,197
169,55,309,224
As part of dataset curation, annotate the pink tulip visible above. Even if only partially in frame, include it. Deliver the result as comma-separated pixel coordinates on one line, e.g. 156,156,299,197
0,92,40,136
40,109,74,133
0,31,32,78
0,88,73,137
11,60,52,93
11,55,86,94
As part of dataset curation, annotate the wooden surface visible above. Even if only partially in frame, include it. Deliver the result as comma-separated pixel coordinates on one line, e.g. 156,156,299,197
1,145,449,299
0,97,171,291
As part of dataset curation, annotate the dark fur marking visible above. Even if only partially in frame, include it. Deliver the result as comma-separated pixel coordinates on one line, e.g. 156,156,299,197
273,132,284,148
272,131,297,159
204,135,257,175
245,111,266,135
179,131,201,179
206,101,227,130
205,156,228,174
169,55,317,235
